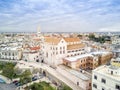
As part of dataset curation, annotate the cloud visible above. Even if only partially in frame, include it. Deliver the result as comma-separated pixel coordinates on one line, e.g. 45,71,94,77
99,23,120,32
0,0,120,32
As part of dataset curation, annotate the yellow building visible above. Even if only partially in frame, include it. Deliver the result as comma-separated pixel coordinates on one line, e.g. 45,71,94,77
111,58,120,67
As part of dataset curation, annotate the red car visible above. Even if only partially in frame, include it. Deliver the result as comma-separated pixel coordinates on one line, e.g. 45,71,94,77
12,80,18,84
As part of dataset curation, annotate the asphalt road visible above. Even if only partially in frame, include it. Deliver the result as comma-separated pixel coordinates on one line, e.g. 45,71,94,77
0,83,17,90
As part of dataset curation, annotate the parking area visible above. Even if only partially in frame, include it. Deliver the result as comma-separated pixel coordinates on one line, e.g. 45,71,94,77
0,83,17,90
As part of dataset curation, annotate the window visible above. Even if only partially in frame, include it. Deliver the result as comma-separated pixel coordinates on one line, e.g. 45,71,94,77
116,85,120,90
60,47,62,50
56,52,58,55
53,52,54,55
94,75,97,80
102,88,105,90
89,83,91,86
60,51,62,54
101,78,106,84
93,84,97,89
46,53,48,57
111,71,113,75
81,60,82,63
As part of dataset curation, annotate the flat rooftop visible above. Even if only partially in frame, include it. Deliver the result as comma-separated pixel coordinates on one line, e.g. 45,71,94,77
64,51,110,62
64,54,93,62
59,65,91,81
68,69,90,81
93,65,120,82
90,51,110,55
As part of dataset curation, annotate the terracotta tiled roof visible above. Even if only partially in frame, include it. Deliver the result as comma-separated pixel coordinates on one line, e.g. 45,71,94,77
64,37,80,42
44,37,61,45
67,43,85,50
30,46,40,50
33,38,40,41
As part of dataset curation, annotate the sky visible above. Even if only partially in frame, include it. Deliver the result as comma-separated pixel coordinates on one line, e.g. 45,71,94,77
0,0,120,32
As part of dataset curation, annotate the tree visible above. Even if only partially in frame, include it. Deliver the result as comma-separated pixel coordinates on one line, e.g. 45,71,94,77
88,34,95,40
2,63,15,80
93,36,105,43
30,83,43,90
20,70,32,84
0,62,4,70
22,70,32,77
62,84,72,90
29,81,55,90
77,34,83,39
14,67,23,75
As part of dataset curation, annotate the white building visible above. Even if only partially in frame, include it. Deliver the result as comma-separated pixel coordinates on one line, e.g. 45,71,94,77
64,37,86,57
57,66,91,90
43,37,87,66
43,37,67,66
0,47,22,60
112,35,120,45
23,46,43,62
92,59,120,90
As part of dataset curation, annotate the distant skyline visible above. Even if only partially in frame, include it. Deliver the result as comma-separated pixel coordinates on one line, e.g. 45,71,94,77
0,0,120,32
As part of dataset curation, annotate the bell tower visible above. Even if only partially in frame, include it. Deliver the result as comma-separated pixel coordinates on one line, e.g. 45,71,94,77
37,26,41,36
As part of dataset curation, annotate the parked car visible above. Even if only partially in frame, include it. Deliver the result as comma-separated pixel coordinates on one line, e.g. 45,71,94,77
15,82,22,86
12,80,19,84
32,76,37,81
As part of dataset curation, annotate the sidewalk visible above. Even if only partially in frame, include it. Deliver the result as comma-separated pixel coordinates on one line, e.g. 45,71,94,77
0,74,11,84
45,65,83,90
18,61,83,90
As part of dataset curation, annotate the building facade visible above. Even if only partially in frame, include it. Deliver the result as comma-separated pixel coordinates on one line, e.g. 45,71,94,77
43,37,87,66
0,47,22,60
23,46,43,62
92,58,120,90
43,37,67,66
63,52,112,70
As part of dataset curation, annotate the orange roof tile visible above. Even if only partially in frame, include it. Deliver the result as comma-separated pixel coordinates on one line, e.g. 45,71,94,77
33,38,40,41
67,43,85,50
30,46,40,50
64,37,80,42
44,37,61,45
